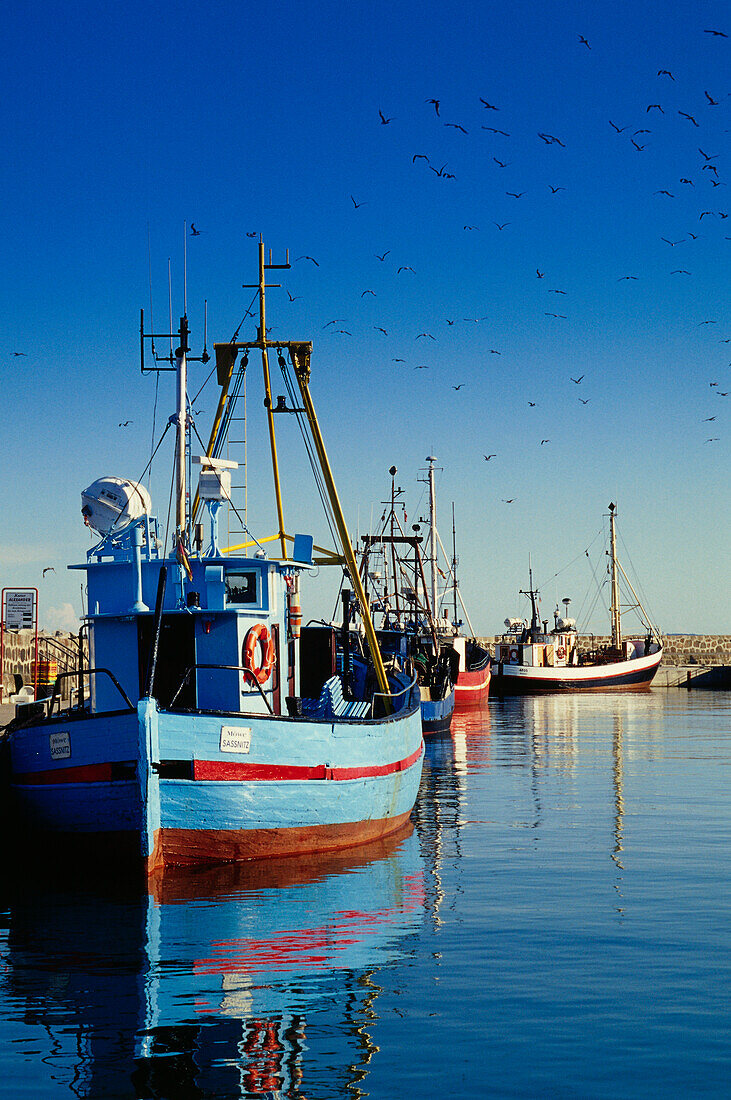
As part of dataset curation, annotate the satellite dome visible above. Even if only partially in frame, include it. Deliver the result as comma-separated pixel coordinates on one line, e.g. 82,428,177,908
81,477,152,536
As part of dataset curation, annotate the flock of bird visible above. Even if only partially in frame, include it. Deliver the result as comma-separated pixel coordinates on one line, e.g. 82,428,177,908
185,27,727,504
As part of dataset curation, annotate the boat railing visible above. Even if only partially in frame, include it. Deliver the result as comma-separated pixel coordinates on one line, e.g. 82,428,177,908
47,669,135,717
169,664,275,715
371,671,420,719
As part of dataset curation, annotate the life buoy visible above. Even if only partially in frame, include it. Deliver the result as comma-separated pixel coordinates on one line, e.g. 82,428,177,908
556,645,566,660
509,647,519,663
243,624,275,684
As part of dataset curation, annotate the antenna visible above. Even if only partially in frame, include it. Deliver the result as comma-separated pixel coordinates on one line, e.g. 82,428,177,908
183,222,188,317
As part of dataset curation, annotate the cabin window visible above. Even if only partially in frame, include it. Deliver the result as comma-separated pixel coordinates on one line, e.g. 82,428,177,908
225,570,258,605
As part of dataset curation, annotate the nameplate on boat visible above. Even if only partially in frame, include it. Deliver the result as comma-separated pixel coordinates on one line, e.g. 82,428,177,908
220,726,252,754
49,731,71,760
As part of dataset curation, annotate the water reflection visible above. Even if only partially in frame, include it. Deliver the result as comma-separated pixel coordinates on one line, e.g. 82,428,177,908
1,827,424,1098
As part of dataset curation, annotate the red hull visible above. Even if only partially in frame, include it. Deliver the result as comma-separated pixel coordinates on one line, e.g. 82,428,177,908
454,665,491,710
150,808,416,869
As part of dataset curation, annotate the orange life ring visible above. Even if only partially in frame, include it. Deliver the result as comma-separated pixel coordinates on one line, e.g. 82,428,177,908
556,645,566,660
243,624,275,684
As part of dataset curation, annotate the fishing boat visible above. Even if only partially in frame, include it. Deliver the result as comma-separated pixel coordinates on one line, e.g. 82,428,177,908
421,456,491,709
358,466,458,734
4,243,424,872
491,503,663,693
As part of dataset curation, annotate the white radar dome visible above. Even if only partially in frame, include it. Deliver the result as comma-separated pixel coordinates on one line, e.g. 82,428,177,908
81,477,152,536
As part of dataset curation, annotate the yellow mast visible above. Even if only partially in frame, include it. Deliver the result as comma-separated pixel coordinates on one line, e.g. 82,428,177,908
289,342,391,699
256,241,289,560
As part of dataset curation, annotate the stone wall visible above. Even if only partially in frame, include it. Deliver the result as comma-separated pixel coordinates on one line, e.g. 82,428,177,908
1,630,82,700
477,635,731,667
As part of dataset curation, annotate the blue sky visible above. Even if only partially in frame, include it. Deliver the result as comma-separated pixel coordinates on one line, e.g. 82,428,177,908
0,0,728,636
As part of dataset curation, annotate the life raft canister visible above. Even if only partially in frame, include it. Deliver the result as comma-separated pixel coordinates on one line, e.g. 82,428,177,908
243,623,275,684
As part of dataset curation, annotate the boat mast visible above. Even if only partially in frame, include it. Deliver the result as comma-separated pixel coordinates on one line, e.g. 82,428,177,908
256,241,289,560
174,315,190,538
452,502,458,624
426,456,439,620
520,560,541,637
608,502,621,647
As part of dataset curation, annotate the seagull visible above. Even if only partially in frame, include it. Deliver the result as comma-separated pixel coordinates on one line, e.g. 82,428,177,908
13,351,27,356
351,195,366,208
398,266,415,274
679,111,698,126
493,157,510,168
361,289,376,296
705,91,719,105
190,223,202,235
632,140,646,151
661,237,684,246
538,133,565,146
671,270,691,275
412,154,429,163
425,98,440,115
489,349,502,355
484,453,496,460
618,275,638,281
479,98,499,109
545,312,567,318
463,225,479,230
414,364,429,370
295,255,319,265
453,384,465,390
42,567,55,576
657,69,674,79
444,122,468,133
698,149,719,161
703,29,727,36
416,332,436,340
494,222,510,230
579,398,590,404
647,104,663,113
322,319,346,328
502,498,515,504
705,438,720,442
286,291,302,301
391,358,405,362
609,121,627,132
375,250,391,261
118,420,133,426
379,109,394,124
528,401,537,407
703,416,716,422
536,269,545,278
654,190,674,197
374,326,388,335
570,375,584,384
540,439,550,445
482,127,510,136
549,185,566,193
578,34,590,48
506,191,526,199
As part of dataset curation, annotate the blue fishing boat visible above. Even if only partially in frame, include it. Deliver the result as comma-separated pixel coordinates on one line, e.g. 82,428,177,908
358,466,458,735
5,244,423,872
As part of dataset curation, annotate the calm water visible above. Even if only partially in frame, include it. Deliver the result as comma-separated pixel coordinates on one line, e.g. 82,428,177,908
1,691,729,1098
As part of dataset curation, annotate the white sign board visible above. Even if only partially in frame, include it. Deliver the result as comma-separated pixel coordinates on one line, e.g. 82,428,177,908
220,726,252,754
4,590,36,630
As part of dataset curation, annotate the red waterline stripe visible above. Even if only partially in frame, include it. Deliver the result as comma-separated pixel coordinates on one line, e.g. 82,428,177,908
193,743,424,782
15,763,113,785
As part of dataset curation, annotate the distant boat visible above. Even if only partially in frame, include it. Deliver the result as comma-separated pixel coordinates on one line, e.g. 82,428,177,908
421,456,491,709
5,243,424,873
358,466,458,734
491,503,663,693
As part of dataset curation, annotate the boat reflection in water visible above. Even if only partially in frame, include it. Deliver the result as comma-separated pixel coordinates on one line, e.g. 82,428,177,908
2,826,424,1098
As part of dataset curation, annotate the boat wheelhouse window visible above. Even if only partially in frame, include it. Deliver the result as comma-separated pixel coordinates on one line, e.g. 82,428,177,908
225,570,258,604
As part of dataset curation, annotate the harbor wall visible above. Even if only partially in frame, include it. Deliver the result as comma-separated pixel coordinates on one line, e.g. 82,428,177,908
477,635,731,666
1,629,82,700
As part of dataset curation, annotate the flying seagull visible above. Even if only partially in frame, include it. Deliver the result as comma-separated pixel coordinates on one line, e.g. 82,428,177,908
378,109,394,124
570,375,584,384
